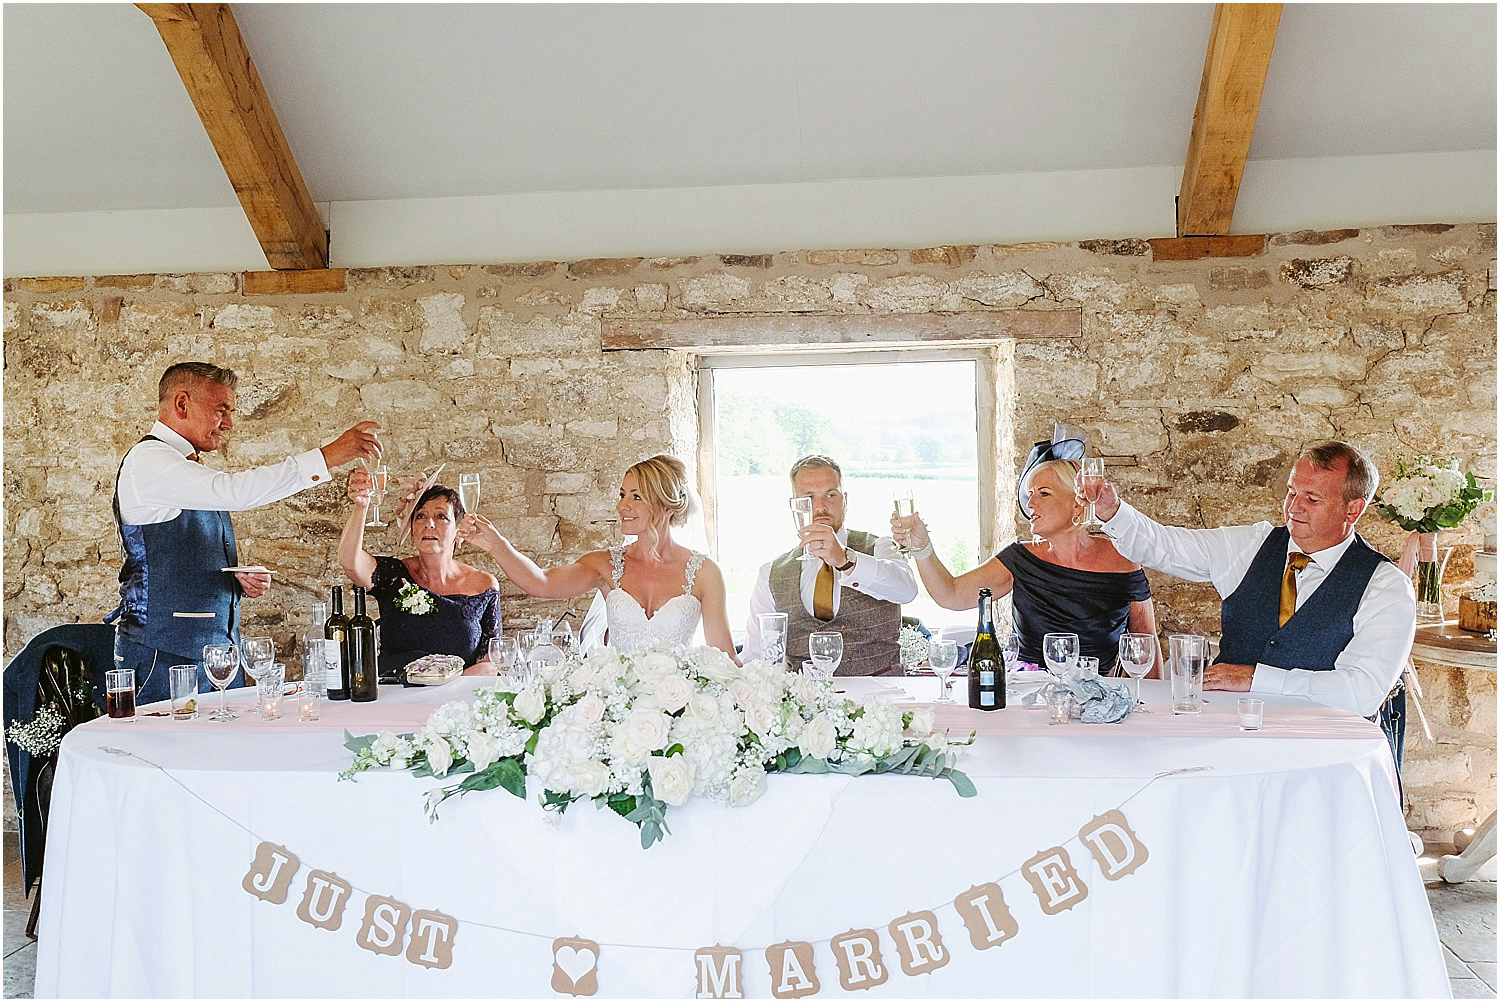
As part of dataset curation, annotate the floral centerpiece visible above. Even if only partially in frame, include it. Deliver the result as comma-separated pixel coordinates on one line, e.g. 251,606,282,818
1374,456,1492,622
343,643,974,848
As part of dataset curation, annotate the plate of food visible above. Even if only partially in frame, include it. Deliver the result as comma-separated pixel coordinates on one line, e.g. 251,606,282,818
403,653,465,686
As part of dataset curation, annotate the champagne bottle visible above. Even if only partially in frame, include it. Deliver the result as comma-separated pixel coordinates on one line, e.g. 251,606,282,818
303,600,328,698
325,586,350,701
968,587,1004,711
348,586,378,703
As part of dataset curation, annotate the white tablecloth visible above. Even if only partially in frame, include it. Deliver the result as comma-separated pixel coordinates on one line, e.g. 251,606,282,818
35,676,1449,998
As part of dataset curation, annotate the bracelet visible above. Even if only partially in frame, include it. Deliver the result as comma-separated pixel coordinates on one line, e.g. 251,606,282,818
908,541,935,560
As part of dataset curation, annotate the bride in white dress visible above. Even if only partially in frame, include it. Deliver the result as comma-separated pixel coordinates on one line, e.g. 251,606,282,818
458,454,739,662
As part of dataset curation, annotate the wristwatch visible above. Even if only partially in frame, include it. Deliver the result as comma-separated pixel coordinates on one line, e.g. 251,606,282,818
834,554,857,573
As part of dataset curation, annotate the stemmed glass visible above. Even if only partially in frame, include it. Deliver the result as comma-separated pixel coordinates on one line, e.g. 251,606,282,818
550,621,575,654
1118,632,1156,713
789,496,818,562
808,631,843,678
929,639,959,703
892,488,916,555
202,644,240,721
1042,633,1080,681
489,635,518,682
1079,457,1107,534
364,464,391,527
999,631,1021,695
241,636,275,686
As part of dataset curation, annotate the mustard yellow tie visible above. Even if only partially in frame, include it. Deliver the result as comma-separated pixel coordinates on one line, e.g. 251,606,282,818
1279,552,1311,627
812,562,835,622
187,452,203,464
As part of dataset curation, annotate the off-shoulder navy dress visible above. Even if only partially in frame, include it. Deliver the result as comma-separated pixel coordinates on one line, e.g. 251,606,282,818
369,556,501,677
995,543,1151,668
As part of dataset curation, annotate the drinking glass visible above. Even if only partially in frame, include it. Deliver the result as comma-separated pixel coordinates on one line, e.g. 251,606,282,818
105,668,137,722
364,464,391,527
550,621,575,654
169,664,199,720
458,473,481,515
257,663,285,720
758,612,789,668
242,635,275,684
929,639,959,703
1079,457,1107,533
808,631,843,677
892,488,916,554
1169,634,1207,714
1118,632,1156,713
1237,697,1264,731
1042,633,1080,679
999,631,1021,695
202,644,240,721
489,636,518,676
788,496,818,563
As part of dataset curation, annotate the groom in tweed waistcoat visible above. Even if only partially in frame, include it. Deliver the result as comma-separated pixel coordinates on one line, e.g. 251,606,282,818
743,456,918,676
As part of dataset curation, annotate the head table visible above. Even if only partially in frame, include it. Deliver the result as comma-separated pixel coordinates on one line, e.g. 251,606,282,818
35,672,1447,999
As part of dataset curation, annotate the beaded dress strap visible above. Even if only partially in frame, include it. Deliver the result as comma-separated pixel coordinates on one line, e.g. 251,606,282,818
609,545,625,588
683,551,705,595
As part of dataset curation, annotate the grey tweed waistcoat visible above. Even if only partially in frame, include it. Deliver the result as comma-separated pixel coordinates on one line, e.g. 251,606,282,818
767,529,902,676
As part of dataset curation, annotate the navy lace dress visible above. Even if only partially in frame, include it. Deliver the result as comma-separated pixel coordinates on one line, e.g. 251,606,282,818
369,556,501,677
996,543,1151,668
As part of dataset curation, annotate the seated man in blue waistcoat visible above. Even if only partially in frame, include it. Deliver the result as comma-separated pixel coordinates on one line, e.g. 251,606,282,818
108,362,382,704
1091,441,1415,771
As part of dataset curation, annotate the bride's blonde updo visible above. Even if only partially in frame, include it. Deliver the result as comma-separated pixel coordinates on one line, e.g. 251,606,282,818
626,454,695,527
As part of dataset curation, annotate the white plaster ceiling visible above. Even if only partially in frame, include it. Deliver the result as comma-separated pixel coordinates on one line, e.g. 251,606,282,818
4,2,1496,217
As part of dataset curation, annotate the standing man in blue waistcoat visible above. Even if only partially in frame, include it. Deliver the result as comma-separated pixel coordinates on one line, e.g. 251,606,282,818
1091,441,1415,771
108,362,382,704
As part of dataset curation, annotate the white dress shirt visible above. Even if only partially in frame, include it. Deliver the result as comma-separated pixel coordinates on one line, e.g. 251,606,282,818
116,421,332,525
1101,500,1415,717
741,527,918,662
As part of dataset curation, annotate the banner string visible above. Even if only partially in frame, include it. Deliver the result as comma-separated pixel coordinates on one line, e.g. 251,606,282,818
98,744,1212,955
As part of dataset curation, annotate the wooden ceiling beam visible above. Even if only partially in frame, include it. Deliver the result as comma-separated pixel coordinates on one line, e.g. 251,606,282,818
1176,3,1282,237
137,3,327,270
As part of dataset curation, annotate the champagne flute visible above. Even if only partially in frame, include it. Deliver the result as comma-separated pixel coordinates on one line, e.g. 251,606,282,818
999,630,1021,695
365,464,391,527
457,473,481,515
808,631,843,678
789,496,818,563
1079,457,1107,534
1118,632,1155,713
929,639,959,703
892,488,916,555
202,644,240,721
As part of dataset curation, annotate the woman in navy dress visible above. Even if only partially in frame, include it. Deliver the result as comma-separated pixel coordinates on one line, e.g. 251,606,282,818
891,456,1160,673
339,470,501,679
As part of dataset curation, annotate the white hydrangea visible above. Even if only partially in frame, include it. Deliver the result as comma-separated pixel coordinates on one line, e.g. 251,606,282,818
848,699,904,757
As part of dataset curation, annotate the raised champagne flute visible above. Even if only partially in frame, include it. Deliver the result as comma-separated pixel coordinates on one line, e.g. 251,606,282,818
929,639,959,703
1079,457,1107,534
365,464,391,527
457,472,481,515
789,496,818,563
202,643,240,721
1118,632,1155,713
892,488,916,555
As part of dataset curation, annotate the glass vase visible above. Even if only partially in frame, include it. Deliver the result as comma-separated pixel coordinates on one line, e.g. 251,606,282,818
1413,531,1453,624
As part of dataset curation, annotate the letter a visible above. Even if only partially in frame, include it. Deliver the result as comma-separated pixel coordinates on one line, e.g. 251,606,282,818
765,941,819,999
1079,810,1149,879
241,842,298,904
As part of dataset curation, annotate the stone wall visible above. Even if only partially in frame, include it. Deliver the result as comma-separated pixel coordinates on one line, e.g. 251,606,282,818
3,223,1495,830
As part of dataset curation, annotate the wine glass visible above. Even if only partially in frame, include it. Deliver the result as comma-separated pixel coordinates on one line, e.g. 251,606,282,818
457,473,481,515
892,488,916,554
929,639,959,703
202,644,240,721
241,635,275,685
489,635,518,676
999,630,1021,695
550,621,575,654
789,496,817,562
808,631,843,678
364,464,391,527
1079,457,1106,534
1118,632,1156,713
1042,633,1080,680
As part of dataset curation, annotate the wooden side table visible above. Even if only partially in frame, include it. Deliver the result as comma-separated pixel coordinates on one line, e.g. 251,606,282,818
1410,622,1497,882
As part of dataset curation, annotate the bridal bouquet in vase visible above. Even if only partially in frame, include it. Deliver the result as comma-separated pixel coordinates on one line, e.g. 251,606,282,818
343,643,974,848
1374,456,1492,621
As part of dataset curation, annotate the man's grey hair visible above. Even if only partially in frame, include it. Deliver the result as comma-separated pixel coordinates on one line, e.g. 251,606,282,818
158,362,237,403
789,454,842,485
1301,441,1379,503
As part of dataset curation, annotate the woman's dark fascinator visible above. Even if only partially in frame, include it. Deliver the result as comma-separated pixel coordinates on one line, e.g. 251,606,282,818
1018,424,1087,518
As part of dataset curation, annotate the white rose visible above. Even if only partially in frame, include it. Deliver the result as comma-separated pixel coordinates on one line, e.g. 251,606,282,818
513,684,547,725
569,659,600,692
905,707,935,738
743,700,778,738
633,651,679,685
609,727,650,767
687,691,721,727
799,714,838,760
625,709,672,751
465,730,499,771
925,733,948,751
568,758,612,797
693,649,740,685
655,673,695,714
647,754,695,806
729,679,758,707
425,736,454,777
574,692,606,725
728,765,767,807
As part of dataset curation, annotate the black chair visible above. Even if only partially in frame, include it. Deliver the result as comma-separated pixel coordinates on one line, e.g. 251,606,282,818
3,623,114,937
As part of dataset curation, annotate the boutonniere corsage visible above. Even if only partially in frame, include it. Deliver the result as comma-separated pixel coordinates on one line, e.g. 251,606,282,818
396,581,435,616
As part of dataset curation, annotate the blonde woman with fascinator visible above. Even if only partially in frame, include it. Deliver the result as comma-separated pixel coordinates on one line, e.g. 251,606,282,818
460,455,739,662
